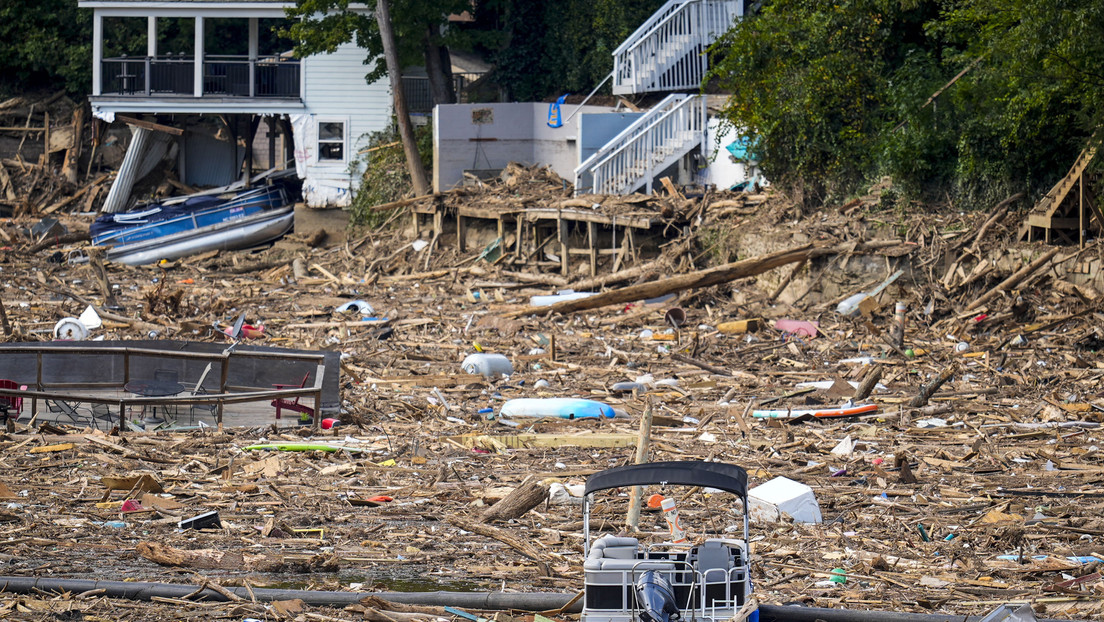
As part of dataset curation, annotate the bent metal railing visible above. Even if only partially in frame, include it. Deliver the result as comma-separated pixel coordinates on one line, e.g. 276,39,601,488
101,55,301,98
612,0,741,95
0,345,324,433
575,93,705,195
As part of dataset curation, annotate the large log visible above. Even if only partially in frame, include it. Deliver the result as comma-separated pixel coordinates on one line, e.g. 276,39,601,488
447,515,553,576
479,476,549,522
965,247,1060,311
509,244,813,317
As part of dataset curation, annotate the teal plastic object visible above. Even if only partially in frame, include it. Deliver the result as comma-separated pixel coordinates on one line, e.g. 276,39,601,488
500,398,615,419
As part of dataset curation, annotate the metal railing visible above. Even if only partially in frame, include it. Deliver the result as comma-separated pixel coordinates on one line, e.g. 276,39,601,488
100,55,301,98
575,93,705,195
612,0,741,95
402,72,488,113
0,345,325,433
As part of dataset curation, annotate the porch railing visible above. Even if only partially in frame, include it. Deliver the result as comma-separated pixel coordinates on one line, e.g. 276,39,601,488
100,55,301,98
402,72,488,113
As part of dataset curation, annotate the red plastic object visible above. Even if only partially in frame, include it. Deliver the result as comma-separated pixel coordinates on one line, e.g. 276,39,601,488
321,418,340,430
121,499,143,513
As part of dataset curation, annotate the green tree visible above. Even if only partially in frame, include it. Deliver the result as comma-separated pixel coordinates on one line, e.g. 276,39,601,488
709,0,1104,207
489,0,666,101
0,0,92,96
284,0,472,106
708,0,938,204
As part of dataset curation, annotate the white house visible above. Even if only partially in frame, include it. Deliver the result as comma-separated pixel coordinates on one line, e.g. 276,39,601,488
79,0,392,208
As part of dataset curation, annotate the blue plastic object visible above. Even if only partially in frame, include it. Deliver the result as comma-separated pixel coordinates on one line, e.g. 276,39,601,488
547,94,568,128
500,398,616,419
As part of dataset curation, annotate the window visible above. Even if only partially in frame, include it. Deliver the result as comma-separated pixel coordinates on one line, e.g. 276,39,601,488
317,120,345,162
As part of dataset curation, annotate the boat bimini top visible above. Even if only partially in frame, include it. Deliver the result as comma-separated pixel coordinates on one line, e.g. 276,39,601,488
583,460,749,556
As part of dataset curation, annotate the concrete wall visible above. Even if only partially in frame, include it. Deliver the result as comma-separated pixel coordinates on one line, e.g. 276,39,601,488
433,102,620,192
295,42,392,207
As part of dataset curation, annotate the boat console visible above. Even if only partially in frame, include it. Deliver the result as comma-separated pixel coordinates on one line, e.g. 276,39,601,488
583,535,750,622
580,461,755,622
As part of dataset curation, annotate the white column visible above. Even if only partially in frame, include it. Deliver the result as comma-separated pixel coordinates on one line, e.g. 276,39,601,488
194,16,205,97
147,16,157,57
248,18,259,97
92,13,103,96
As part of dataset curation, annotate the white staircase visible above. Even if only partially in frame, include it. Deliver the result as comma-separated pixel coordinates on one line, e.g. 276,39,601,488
575,94,706,195
612,0,743,95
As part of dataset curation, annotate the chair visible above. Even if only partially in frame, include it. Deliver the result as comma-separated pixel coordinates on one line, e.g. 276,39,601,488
47,399,92,427
0,380,27,422
183,363,216,424
270,372,314,423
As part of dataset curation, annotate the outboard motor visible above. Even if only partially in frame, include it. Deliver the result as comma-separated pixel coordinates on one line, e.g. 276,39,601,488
635,570,680,622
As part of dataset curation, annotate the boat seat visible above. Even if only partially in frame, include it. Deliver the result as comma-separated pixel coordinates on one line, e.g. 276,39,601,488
585,535,674,582
587,535,639,561
692,539,736,583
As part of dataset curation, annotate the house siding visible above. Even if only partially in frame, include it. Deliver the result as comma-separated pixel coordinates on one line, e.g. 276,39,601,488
298,42,392,207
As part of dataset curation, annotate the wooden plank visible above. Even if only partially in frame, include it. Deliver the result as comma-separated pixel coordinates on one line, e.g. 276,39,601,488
115,114,184,136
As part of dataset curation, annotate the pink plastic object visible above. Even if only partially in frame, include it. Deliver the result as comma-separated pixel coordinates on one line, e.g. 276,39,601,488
225,324,266,339
321,418,340,430
774,319,819,338
121,499,143,513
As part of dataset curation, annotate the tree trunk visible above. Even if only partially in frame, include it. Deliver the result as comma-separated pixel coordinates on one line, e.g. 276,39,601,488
424,27,456,106
376,0,430,196
479,476,548,522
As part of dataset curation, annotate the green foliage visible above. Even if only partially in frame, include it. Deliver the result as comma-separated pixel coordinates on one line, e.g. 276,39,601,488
0,0,92,96
348,120,433,228
709,0,1104,208
490,0,666,101
284,0,472,84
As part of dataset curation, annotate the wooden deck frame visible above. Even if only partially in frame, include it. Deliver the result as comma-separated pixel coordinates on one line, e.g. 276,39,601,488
411,203,654,276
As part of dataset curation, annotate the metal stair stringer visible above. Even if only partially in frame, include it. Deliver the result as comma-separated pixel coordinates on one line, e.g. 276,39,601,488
575,94,706,196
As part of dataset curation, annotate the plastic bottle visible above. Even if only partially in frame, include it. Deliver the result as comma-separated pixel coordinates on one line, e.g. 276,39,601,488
836,293,868,316
461,353,513,378
660,497,688,543
890,302,906,348
499,398,616,419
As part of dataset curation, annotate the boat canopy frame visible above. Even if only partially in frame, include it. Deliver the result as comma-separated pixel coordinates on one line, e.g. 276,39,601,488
582,460,750,556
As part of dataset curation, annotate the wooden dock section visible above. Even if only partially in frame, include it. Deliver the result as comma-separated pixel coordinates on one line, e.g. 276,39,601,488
411,201,665,277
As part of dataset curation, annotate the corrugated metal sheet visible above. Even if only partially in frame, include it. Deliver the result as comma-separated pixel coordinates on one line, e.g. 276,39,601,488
182,129,244,187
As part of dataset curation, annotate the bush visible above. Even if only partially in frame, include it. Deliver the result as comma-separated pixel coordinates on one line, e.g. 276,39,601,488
348,119,433,228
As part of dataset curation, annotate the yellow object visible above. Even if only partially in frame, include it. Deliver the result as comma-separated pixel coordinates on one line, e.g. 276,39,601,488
473,342,484,352
30,443,75,454
718,319,762,334
376,459,396,467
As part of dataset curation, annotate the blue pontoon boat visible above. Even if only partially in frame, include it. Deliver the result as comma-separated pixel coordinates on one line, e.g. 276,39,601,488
91,180,295,266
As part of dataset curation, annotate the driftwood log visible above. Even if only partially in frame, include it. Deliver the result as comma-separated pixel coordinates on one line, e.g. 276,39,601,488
909,363,958,408
447,515,553,577
480,476,549,522
511,241,904,317
965,247,1060,311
